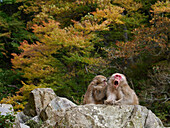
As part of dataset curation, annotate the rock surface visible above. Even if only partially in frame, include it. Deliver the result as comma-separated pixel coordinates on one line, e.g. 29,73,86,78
18,88,76,127
0,104,30,128
0,104,13,115
54,104,164,128
23,88,56,117
17,112,31,124
40,96,77,127
15,88,164,128
40,96,77,121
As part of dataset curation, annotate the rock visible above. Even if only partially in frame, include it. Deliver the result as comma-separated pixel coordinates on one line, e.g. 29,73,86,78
17,112,31,124
19,123,30,128
18,88,164,128
40,96,77,127
0,104,13,116
15,112,31,128
54,104,164,128
0,104,13,111
145,110,164,128
24,116,41,128
30,115,40,123
23,88,56,117
14,121,30,128
0,104,30,128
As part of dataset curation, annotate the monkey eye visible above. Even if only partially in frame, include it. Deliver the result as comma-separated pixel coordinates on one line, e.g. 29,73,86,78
114,75,122,79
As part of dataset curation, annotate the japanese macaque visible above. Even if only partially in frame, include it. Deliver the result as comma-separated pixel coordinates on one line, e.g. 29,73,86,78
83,75,107,104
104,73,139,105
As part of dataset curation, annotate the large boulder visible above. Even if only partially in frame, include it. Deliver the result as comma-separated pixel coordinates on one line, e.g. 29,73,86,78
19,88,164,128
55,104,164,128
21,88,76,127
40,96,77,121
23,88,56,117
40,96,77,127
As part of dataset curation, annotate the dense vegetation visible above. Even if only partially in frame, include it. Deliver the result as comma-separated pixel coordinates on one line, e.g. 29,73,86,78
0,0,169,126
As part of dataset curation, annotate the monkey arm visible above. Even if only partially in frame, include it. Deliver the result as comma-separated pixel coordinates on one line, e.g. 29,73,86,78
104,92,117,105
119,85,139,105
83,83,95,104
93,86,106,101
114,97,123,104
114,88,124,104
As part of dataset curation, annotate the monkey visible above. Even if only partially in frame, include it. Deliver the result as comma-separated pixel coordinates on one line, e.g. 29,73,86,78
104,73,139,105
83,75,107,104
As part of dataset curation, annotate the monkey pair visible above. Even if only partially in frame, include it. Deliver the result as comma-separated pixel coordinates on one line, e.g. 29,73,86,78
83,73,139,105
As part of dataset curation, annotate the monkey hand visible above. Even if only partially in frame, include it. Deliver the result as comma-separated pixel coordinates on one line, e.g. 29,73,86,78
114,100,121,105
113,98,123,105
104,100,115,105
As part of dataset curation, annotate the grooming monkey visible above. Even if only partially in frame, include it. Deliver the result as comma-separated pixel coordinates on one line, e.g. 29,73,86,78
83,75,107,104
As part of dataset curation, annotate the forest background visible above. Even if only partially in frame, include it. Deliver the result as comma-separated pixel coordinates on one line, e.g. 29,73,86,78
0,0,169,126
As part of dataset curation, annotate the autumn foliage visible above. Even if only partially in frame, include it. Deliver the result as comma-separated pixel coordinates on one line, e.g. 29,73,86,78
0,0,169,126
11,19,108,103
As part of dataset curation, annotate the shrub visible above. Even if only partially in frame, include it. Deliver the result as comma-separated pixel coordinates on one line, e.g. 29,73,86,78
0,112,16,128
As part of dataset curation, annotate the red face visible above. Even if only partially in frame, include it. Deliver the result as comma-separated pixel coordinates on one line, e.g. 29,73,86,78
113,74,122,88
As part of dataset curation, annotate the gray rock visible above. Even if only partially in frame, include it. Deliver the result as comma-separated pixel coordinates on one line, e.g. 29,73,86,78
0,104,29,128
20,123,30,128
0,107,12,116
24,116,41,128
17,112,31,123
145,110,164,128
30,115,40,123
23,88,56,117
40,96,77,127
0,104,13,115
54,104,164,128
18,88,164,128
15,112,31,128
0,104,13,110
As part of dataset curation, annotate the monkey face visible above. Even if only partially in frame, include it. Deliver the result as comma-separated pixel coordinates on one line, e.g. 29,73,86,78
113,74,122,88
110,73,126,89
98,78,107,87
93,75,107,87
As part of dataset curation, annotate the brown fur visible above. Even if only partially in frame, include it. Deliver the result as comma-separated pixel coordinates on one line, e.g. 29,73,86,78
83,75,107,104
105,73,139,105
